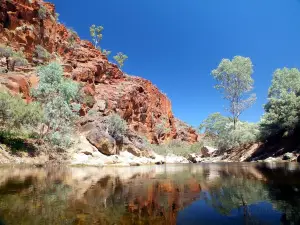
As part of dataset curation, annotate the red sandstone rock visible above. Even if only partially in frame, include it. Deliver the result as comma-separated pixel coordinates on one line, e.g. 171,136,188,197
0,0,198,143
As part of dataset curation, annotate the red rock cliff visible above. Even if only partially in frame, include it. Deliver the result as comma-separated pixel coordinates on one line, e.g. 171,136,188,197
0,0,198,143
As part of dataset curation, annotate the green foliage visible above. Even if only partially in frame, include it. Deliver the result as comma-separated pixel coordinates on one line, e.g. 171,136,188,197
0,44,13,71
33,62,80,147
200,113,260,150
34,45,51,61
67,28,79,48
260,68,300,137
55,12,59,22
82,95,95,107
102,49,111,57
0,45,28,71
154,117,171,138
151,140,203,157
106,113,127,139
0,91,43,131
199,112,230,136
0,44,13,58
10,49,28,71
212,56,256,129
113,52,128,68
38,5,48,20
90,24,104,48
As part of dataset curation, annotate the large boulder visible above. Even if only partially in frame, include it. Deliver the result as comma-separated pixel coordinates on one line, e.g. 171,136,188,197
188,153,202,163
86,129,117,156
201,146,217,157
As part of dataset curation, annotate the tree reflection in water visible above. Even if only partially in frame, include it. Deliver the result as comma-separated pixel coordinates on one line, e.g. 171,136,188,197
0,164,299,224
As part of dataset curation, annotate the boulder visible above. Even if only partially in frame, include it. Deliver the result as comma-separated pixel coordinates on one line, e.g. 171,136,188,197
188,153,202,163
123,144,142,157
282,152,294,161
86,129,117,156
264,157,280,163
201,146,217,157
165,154,189,164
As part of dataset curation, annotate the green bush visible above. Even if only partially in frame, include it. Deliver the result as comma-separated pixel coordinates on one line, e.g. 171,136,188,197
106,113,127,140
151,140,203,157
102,49,111,57
154,117,171,138
34,45,51,61
82,95,95,107
38,5,48,19
10,50,28,71
200,113,260,150
33,62,80,147
0,45,28,71
0,91,43,132
113,52,128,68
67,28,78,47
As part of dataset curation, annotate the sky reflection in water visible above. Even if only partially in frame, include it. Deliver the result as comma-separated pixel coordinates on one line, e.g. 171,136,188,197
0,163,299,225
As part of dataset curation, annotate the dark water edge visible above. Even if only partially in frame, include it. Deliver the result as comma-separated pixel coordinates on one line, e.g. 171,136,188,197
0,163,299,225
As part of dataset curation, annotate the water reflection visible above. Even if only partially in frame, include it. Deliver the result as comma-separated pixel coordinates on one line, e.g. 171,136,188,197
0,163,299,224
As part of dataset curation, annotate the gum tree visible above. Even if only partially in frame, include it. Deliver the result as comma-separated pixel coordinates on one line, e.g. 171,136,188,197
113,52,128,69
90,25,104,49
212,56,256,129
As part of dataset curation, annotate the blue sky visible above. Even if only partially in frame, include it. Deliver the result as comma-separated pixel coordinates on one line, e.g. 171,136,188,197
50,0,300,127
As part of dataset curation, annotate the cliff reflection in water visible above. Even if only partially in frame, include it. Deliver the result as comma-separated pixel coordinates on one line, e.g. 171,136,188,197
0,163,299,225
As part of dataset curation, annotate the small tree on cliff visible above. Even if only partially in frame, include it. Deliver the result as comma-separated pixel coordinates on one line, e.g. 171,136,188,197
90,25,104,49
102,49,111,57
0,45,13,71
0,45,27,71
212,56,256,129
113,52,128,69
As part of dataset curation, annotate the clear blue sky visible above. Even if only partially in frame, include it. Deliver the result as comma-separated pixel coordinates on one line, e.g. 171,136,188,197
50,0,300,127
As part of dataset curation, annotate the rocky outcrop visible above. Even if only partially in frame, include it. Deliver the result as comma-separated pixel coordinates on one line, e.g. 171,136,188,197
86,129,117,156
0,0,198,147
201,146,217,157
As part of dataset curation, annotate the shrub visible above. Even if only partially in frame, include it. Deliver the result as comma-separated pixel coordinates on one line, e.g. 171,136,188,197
34,45,51,61
38,5,48,19
33,62,80,147
0,91,43,132
151,140,203,157
154,117,171,138
67,28,78,47
82,95,95,107
106,113,127,140
0,45,27,71
0,45,13,70
10,50,28,71
113,52,128,68
200,113,260,151
102,49,111,57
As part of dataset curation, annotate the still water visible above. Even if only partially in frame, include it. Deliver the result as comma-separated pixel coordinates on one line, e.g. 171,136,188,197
0,163,299,225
